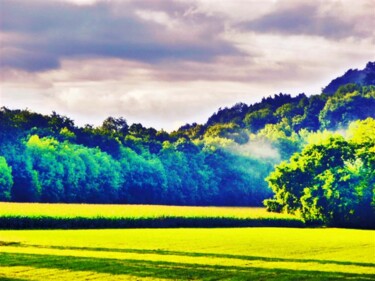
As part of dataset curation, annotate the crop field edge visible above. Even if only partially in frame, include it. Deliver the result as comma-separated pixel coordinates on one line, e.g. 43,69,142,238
0,215,305,229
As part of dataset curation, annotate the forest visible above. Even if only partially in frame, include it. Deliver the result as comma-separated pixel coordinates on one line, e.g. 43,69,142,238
0,62,374,227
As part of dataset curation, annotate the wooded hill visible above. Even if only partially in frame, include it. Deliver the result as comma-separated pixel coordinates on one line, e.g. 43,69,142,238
0,62,374,226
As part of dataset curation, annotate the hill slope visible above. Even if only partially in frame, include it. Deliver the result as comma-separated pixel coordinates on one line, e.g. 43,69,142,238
322,61,375,95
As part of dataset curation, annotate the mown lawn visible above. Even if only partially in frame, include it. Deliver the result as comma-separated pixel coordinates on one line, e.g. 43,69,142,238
0,228,374,280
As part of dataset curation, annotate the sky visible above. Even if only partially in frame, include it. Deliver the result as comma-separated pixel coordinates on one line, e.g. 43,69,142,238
1,0,374,131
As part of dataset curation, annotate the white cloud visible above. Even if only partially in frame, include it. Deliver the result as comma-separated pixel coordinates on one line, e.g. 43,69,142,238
135,10,180,30
57,0,101,5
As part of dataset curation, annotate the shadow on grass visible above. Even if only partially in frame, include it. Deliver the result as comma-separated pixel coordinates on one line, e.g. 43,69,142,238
0,276,27,281
16,243,375,268
0,252,374,281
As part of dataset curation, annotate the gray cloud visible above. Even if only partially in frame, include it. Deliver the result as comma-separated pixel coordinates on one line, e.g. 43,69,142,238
0,48,60,71
0,0,241,72
238,3,374,39
1,0,374,131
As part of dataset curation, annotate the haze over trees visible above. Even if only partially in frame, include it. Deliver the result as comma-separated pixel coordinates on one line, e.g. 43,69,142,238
0,62,374,227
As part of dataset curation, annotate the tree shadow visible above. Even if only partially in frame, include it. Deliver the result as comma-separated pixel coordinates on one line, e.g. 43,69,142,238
21,243,375,268
0,252,374,281
0,276,27,281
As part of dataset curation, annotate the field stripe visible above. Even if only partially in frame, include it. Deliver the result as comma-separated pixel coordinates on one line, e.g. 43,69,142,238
30,244,375,267
0,266,168,281
1,246,374,275
0,216,304,229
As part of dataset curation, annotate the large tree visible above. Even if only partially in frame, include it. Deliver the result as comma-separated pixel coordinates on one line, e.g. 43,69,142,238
265,119,375,227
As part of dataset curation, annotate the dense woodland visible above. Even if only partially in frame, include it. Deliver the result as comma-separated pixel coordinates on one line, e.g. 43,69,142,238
0,62,374,226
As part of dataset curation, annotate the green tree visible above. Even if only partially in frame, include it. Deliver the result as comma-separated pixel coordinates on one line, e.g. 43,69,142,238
0,156,13,201
0,142,41,202
319,86,375,129
265,124,375,227
243,108,276,133
26,135,65,202
101,117,128,137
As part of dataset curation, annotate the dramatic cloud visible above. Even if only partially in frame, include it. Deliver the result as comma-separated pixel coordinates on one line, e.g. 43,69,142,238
240,1,375,39
1,0,374,130
0,0,240,72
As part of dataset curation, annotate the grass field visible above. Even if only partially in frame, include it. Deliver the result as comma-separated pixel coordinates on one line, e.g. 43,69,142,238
0,202,304,228
0,228,374,280
0,203,373,280
0,202,297,219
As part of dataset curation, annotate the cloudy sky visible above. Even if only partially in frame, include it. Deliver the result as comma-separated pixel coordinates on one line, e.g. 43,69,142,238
1,0,374,131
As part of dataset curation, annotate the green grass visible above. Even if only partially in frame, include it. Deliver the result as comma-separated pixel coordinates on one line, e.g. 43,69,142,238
0,202,296,219
0,228,374,280
0,203,304,229
0,203,373,279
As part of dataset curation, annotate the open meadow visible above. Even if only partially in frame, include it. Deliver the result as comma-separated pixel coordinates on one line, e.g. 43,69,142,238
0,228,374,280
0,203,374,280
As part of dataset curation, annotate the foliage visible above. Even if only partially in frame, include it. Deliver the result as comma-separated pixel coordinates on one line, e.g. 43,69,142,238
265,119,375,228
0,157,13,201
322,61,375,95
319,85,375,129
0,109,275,206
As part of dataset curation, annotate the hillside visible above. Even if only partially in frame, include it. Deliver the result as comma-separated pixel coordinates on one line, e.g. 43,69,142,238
322,61,375,95
176,61,375,139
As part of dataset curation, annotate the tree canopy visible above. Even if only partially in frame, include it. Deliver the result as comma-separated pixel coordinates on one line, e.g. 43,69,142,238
265,119,375,228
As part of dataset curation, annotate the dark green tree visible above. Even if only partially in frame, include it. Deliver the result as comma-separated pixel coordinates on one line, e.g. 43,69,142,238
0,156,13,201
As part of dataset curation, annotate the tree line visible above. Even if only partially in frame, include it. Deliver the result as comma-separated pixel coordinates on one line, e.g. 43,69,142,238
0,76,374,226
0,109,275,205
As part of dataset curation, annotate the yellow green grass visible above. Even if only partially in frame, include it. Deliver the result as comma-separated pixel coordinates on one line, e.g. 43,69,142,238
0,202,296,219
0,203,304,228
0,228,374,280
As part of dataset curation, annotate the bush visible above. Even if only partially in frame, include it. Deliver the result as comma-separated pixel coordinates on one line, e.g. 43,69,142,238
264,199,283,213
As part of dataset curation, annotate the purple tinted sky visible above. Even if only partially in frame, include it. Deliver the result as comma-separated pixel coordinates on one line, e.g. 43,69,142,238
1,0,374,130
